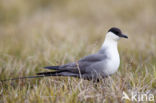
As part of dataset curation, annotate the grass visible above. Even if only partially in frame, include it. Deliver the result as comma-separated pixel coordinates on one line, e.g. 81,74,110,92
0,0,156,102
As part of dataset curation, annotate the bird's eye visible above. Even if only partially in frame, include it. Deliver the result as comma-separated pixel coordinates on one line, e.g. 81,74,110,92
115,31,119,35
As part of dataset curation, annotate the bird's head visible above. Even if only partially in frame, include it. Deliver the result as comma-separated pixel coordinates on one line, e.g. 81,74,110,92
106,27,128,41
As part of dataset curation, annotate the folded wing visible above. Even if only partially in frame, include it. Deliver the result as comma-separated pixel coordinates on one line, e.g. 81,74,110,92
37,53,107,79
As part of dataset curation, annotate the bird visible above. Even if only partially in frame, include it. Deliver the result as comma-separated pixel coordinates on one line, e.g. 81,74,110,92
36,27,128,80
1,27,128,82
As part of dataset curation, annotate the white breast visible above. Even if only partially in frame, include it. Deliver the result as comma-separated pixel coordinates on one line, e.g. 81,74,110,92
104,49,120,75
101,36,120,75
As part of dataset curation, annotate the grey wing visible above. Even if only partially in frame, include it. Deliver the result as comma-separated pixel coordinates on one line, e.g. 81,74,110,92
55,53,105,73
60,53,107,70
78,53,107,72
79,53,107,62
38,53,107,79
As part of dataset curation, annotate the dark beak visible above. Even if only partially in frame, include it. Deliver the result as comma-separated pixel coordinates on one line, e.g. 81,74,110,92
120,34,128,39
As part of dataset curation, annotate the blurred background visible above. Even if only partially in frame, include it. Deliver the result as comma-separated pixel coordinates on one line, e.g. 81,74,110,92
0,0,156,74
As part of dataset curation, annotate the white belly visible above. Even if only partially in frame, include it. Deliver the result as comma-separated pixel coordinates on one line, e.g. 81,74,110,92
103,53,120,75
100,40,120,76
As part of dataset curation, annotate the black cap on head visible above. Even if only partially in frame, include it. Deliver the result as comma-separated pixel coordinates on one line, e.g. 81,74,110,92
108,27,128,38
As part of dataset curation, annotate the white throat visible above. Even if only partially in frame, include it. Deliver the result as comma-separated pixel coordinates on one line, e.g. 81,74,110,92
101,32,118,50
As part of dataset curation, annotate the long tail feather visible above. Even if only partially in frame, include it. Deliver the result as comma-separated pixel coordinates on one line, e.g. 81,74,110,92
37,70,67,76
37,71,79,77
0,75,50,82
